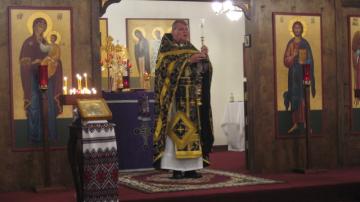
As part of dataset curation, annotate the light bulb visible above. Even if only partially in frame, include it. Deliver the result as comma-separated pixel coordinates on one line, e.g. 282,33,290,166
226,10,243,21
211,2,222,14
223,0,234,11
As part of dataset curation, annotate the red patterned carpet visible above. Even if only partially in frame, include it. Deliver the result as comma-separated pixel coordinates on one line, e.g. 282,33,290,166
118,168,280,193
0,151,360,202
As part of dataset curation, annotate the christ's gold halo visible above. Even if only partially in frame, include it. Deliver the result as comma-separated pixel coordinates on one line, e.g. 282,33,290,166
288,17,307,37
26,12,53,37
132,27,146,41
46,30,62,44
152,27,164,40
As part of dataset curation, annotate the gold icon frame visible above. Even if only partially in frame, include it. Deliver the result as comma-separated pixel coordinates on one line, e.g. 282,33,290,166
77,98,112,120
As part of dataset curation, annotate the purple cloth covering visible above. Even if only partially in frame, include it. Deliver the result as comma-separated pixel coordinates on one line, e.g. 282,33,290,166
103,91,154,170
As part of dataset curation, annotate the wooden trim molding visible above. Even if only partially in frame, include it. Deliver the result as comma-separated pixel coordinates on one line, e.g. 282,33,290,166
99,0,122,16
92,0,101,90
233,0,251,20
213,145,228,152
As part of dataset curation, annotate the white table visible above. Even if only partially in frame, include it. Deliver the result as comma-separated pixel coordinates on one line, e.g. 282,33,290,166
221,101,245,152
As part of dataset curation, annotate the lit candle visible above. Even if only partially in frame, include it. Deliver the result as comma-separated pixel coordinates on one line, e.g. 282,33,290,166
83,73,88,89
76,74,80,90
38,65,48,90
64,76,68,88
200,18,205,36
79,76,82,90
76,74,82,90
91,88,97,94
63,76,68,95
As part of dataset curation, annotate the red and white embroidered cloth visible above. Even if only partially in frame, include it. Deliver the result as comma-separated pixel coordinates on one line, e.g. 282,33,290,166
82,120,119,202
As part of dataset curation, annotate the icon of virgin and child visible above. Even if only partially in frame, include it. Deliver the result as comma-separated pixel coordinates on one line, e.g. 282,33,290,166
19,17,63,143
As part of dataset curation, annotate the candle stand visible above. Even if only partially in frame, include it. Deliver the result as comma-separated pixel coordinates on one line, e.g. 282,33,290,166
35,65,65,192
293,64,326,174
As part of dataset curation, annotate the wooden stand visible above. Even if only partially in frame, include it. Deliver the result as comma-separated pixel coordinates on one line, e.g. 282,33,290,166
61,94,99,201
35,91,66,192
304,85,311,170
35,91,50,191
293,81,326,174
68,125,83,202
61,94,101,105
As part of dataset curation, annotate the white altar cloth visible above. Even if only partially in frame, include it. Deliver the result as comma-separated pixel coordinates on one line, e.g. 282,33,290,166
221,102,245,152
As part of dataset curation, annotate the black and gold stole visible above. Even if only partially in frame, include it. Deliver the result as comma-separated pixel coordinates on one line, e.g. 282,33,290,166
153,34,203,167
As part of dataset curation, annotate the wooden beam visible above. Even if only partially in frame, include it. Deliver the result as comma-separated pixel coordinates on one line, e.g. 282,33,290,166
342,0,360,7
92,0,101,90
99,0,122,16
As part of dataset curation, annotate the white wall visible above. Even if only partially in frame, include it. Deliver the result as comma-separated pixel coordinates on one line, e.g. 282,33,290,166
104,0,245,145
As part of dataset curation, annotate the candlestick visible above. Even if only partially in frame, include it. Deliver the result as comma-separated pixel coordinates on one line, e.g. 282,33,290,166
39,65,48,90
63,76,68,94
91,88,97,94
79,76,82,90
64,76,68,87
83,73,88,89
76,74,83,90
76,74,80,90
63,87,67,95
200,18,205,46
303,64,311,86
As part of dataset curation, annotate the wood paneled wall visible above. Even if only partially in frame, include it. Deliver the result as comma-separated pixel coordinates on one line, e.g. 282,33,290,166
0,0,360,191
245,0,360,172
0,0,99,191
335,0,360,166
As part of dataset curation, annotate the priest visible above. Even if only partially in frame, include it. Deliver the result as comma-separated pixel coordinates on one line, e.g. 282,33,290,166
153,19,214,179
